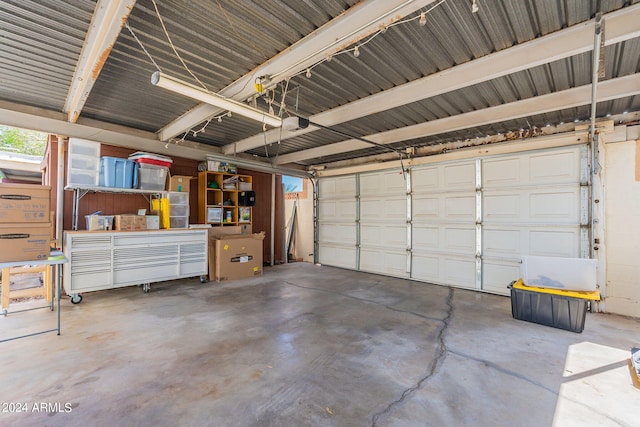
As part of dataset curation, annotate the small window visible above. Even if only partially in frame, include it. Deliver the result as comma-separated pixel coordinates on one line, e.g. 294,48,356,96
283,175,304,193
283,175,307,199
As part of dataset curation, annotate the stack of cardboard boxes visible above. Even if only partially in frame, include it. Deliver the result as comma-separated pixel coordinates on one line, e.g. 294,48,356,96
0,184,51,263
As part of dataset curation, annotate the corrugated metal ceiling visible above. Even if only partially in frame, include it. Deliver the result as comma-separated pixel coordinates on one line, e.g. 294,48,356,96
0,0,639,169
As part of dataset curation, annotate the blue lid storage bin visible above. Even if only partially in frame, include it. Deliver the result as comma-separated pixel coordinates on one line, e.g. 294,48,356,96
99,157,138,188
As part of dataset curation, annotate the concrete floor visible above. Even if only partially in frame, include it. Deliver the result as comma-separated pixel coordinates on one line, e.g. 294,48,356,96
1,263,638,426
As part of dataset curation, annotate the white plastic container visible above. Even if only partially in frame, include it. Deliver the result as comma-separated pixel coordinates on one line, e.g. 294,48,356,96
68,138,100,158
169,204,189,217
169,216,188,229
521,256,597,291
67,138,101,187
146,215,160,230
167,192,189,205
138,163,168,190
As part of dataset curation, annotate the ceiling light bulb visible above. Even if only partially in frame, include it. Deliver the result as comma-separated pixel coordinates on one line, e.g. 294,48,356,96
306,68,311,78
472,0,479,13
326,54,332,62
419,12,426,26
354,46,360,57
227,111,232,117
217,116,222,122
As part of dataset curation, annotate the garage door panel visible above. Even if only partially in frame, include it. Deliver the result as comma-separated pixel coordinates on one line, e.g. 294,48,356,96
413,162,475,193
318,223,356,245
484,187,580,224
360,197,406,222
411,253,440,282
361,224,406,248
412,253,476,288
529,190,578,220
444,227,476,252
412,167,439,191
360,170,406,196
319,199,356,221
413,193,475,222
483,148,580,189
528,150,579,183
483,157,520,187
483,228,521,257
319,176,356,198
412,226,439,248
413,225,475,255
444,195,476,220
413,196,440,220
443,258,476,288
483,226,579,259
482,261,519,295
444,163,476,188
360,248,408,277
483,194,520,220
318,244,356,269
529,229,579,257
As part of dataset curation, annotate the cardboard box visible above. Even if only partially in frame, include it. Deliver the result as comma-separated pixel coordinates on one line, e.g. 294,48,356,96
0,184,50,223
0,223,51,262
168,175,193,192
208,232,264,282
113,215,147,231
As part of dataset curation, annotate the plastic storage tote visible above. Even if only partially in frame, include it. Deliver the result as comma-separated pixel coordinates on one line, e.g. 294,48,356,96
169,216,188,229
67,138,100,187
138,163,168,191
521,256,597,291
509,280,598,333
99,157,138,188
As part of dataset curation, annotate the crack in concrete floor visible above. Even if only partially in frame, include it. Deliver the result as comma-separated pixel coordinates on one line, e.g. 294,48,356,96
283,279,457,425
283,280,444,323
371,286,455,426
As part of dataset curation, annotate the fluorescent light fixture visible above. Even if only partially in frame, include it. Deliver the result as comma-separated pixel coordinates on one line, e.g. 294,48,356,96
151,72,282,128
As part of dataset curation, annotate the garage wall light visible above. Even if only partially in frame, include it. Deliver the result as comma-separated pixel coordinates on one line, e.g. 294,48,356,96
151,71,282,129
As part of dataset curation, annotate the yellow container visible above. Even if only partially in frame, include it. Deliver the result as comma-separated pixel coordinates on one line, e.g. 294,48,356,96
152,198,170,229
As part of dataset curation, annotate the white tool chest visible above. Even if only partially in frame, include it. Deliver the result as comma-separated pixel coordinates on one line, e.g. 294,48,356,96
63,229,207,303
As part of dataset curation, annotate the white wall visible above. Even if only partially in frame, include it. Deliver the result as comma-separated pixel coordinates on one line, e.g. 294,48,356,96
604,137,640,317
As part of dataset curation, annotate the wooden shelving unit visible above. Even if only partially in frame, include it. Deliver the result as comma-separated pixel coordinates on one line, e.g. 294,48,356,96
198,171,253,226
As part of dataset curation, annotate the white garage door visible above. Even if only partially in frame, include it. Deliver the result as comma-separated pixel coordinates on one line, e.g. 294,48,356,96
359,170,408,277
411,160,478,289
316,145,588,296
481,146,587,294
317,176,357,269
